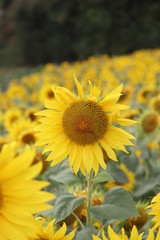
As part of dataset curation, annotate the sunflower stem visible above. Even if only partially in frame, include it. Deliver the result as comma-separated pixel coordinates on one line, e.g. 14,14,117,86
86,170,93,225
72,212,84,229
97,222,108,237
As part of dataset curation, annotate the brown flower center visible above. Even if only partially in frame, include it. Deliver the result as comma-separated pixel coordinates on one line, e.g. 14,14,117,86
142,90,150,98
62,100,108,145
29,112,37,121
10,116,18,123
47,90,54,99
21,133,36,144
142,113,158,133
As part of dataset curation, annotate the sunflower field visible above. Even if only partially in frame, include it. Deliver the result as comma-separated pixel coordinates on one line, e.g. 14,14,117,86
1,49,160,240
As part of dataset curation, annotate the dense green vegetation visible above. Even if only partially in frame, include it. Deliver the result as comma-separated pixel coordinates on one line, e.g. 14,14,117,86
0,0,160,66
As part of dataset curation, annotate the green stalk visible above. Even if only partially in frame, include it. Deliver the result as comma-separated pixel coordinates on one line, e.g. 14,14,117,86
97,222,108,237
72,212,84,229
86,170,93,225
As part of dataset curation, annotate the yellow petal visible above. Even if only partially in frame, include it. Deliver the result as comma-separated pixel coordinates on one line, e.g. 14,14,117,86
100,140,118,162
93,143,106,169
74,74,83,100
82,145,94,174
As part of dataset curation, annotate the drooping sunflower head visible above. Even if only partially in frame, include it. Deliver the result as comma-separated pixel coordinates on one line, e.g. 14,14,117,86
35,76,136,176
124,201,149,231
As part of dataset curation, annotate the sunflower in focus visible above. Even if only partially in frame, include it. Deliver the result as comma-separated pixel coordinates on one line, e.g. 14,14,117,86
92,225,160,240
36,77,136,175
29,218,75,240
0,144,55,240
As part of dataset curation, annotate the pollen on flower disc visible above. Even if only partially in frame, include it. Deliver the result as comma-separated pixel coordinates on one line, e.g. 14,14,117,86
62,100,108,145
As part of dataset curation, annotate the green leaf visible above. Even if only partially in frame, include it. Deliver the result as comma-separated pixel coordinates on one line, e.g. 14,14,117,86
91,186,139,221
134,176,160,197
75,226,97,240
110,166,128,184
50,168,80,185
93,171,114,184
53,193,85,223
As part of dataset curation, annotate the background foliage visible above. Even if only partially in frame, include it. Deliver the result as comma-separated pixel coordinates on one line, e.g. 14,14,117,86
0,0,160,66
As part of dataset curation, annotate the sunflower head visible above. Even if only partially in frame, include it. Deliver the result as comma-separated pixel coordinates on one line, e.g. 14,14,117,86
142,112,158,133
36,76,136,176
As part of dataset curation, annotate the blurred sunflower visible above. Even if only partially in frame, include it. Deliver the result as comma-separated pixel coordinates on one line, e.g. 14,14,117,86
137,86,152,104
29,218,75,240
36,77,136,175
105,163,135,192
141,112,158,133
148,192,160,230
150,95,160,114
25,107,40,122
40,84,55,102
9,119,37,145
4,108,22,130
0,144,55,240
124,202,149,231
92,225,160,240
120,108,140,120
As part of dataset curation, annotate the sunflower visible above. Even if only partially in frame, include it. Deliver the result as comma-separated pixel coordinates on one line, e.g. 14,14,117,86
25,107,40,122
9,119,37,145
150,95,160,114
29,217,75,240
137,86,153,104
35,77,136,175
118,85,133,105
0,144,55,240
40,84,55,102
92,226,160,240
141,112,158,133
124,202,149,230
148,192,160,230
104,163,135,192
4,108,22,130
120,108,140,120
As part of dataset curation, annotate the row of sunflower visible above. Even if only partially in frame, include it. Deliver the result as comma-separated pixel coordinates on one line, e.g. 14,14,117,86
0,49,160,239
